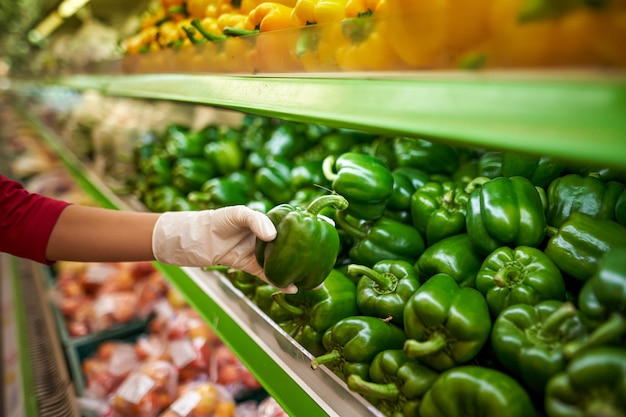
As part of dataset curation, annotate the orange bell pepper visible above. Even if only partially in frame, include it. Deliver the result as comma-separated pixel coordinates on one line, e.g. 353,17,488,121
240,0,298,14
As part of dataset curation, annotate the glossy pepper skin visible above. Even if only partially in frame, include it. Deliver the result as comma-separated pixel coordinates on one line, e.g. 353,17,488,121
254,157,294,204
546,173,625,229
411,177,488,245
348,260,421,326
564,247,626,358
414,233,484,288
171,157,216,193
491,301,587,393
311,315,407,381
255,193,349,290
475,245,566,317
386,167,429,215
270,269,358,355
466,176,547,255
545,347,626,417
372,137,460,175
501,152,566,188
336,211,425,268
545,212,626,282
403,273,491,371
419,366,538,417
187,176,249,209
323,152,394,220
347,349,439,417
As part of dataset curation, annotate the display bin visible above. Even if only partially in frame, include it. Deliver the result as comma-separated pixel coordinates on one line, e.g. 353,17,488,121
41,266,153,397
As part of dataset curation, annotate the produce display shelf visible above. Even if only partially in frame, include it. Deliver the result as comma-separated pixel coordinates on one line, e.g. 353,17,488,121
16,107,383,417
42,71,626,170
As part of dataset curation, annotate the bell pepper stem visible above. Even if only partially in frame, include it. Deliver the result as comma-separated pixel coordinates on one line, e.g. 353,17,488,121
335,211,367,240
493,265,523,288
305,194,349,216
272,292,305,316
347,264,396,292
311,349,341,370
347,374,400,401
223,26,260,37
191,18,228,42
322,155,338,182
464,176,490,194
562,312,626,359
441,189,456,206
538,302,576,339
403,333,447,358
545,225,559,237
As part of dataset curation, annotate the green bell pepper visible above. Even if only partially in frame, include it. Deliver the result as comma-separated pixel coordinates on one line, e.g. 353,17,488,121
545,347,626,417
466,176,547,255
347,349,439,417
387,167,429,213
419,366,538,417
164,124,208,157
254,157,294,204
226,270,264,298
372,137,460,175
491,300,587,393
255,194,349,291
336,212,425,268
545,212,626,281
414,233,484,288
290,160,329,191
323,152,394,220
171,157,216,193
477,151,504,179
546,173,625,229
347,260,421,326
188,176,249,209
311,315,407,381
270,269,358,356
141,154,174,186
403,273,491,371
475,245,566,317
261,121,315,159
410,177,488,246
501,152,566,188
564,247,626,358
203,137,245,176
143,185,188,212
294,129,369,164
616,188,626,226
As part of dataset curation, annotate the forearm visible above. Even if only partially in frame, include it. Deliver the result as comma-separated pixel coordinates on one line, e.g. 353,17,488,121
46,205,161,263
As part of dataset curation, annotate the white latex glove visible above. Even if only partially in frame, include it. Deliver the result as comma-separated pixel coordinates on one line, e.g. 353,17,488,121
152,206,297,294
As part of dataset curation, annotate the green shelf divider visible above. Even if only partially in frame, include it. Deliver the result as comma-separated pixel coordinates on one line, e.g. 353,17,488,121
51,71,626,169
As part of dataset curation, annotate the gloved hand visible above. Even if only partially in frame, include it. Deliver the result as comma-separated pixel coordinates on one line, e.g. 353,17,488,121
152,206,297,294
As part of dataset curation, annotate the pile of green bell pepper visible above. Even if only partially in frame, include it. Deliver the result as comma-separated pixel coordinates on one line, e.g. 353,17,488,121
125,115,626,417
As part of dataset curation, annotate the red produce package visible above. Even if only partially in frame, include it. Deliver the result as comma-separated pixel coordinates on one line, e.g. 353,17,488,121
158,381,235,417
111,359,179,417
82,341,140,401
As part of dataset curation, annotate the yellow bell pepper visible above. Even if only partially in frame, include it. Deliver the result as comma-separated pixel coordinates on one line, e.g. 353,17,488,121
187,0,215,18
334,16,407,70
377,0,449,67
123,27,159,55
240,0,298,14
291,0,348,26
344,0,382,18
247,2,295,31
218,12,249,30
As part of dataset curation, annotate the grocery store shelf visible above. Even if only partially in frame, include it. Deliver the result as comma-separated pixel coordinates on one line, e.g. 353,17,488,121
16,107,383,417
44,71,626,169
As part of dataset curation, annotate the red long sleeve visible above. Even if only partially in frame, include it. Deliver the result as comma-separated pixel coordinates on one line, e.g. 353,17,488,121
0,174,71,264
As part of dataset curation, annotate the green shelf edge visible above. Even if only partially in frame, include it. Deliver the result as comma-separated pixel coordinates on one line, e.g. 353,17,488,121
8,256,39,417
51,72,626,169
17,108,381,417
